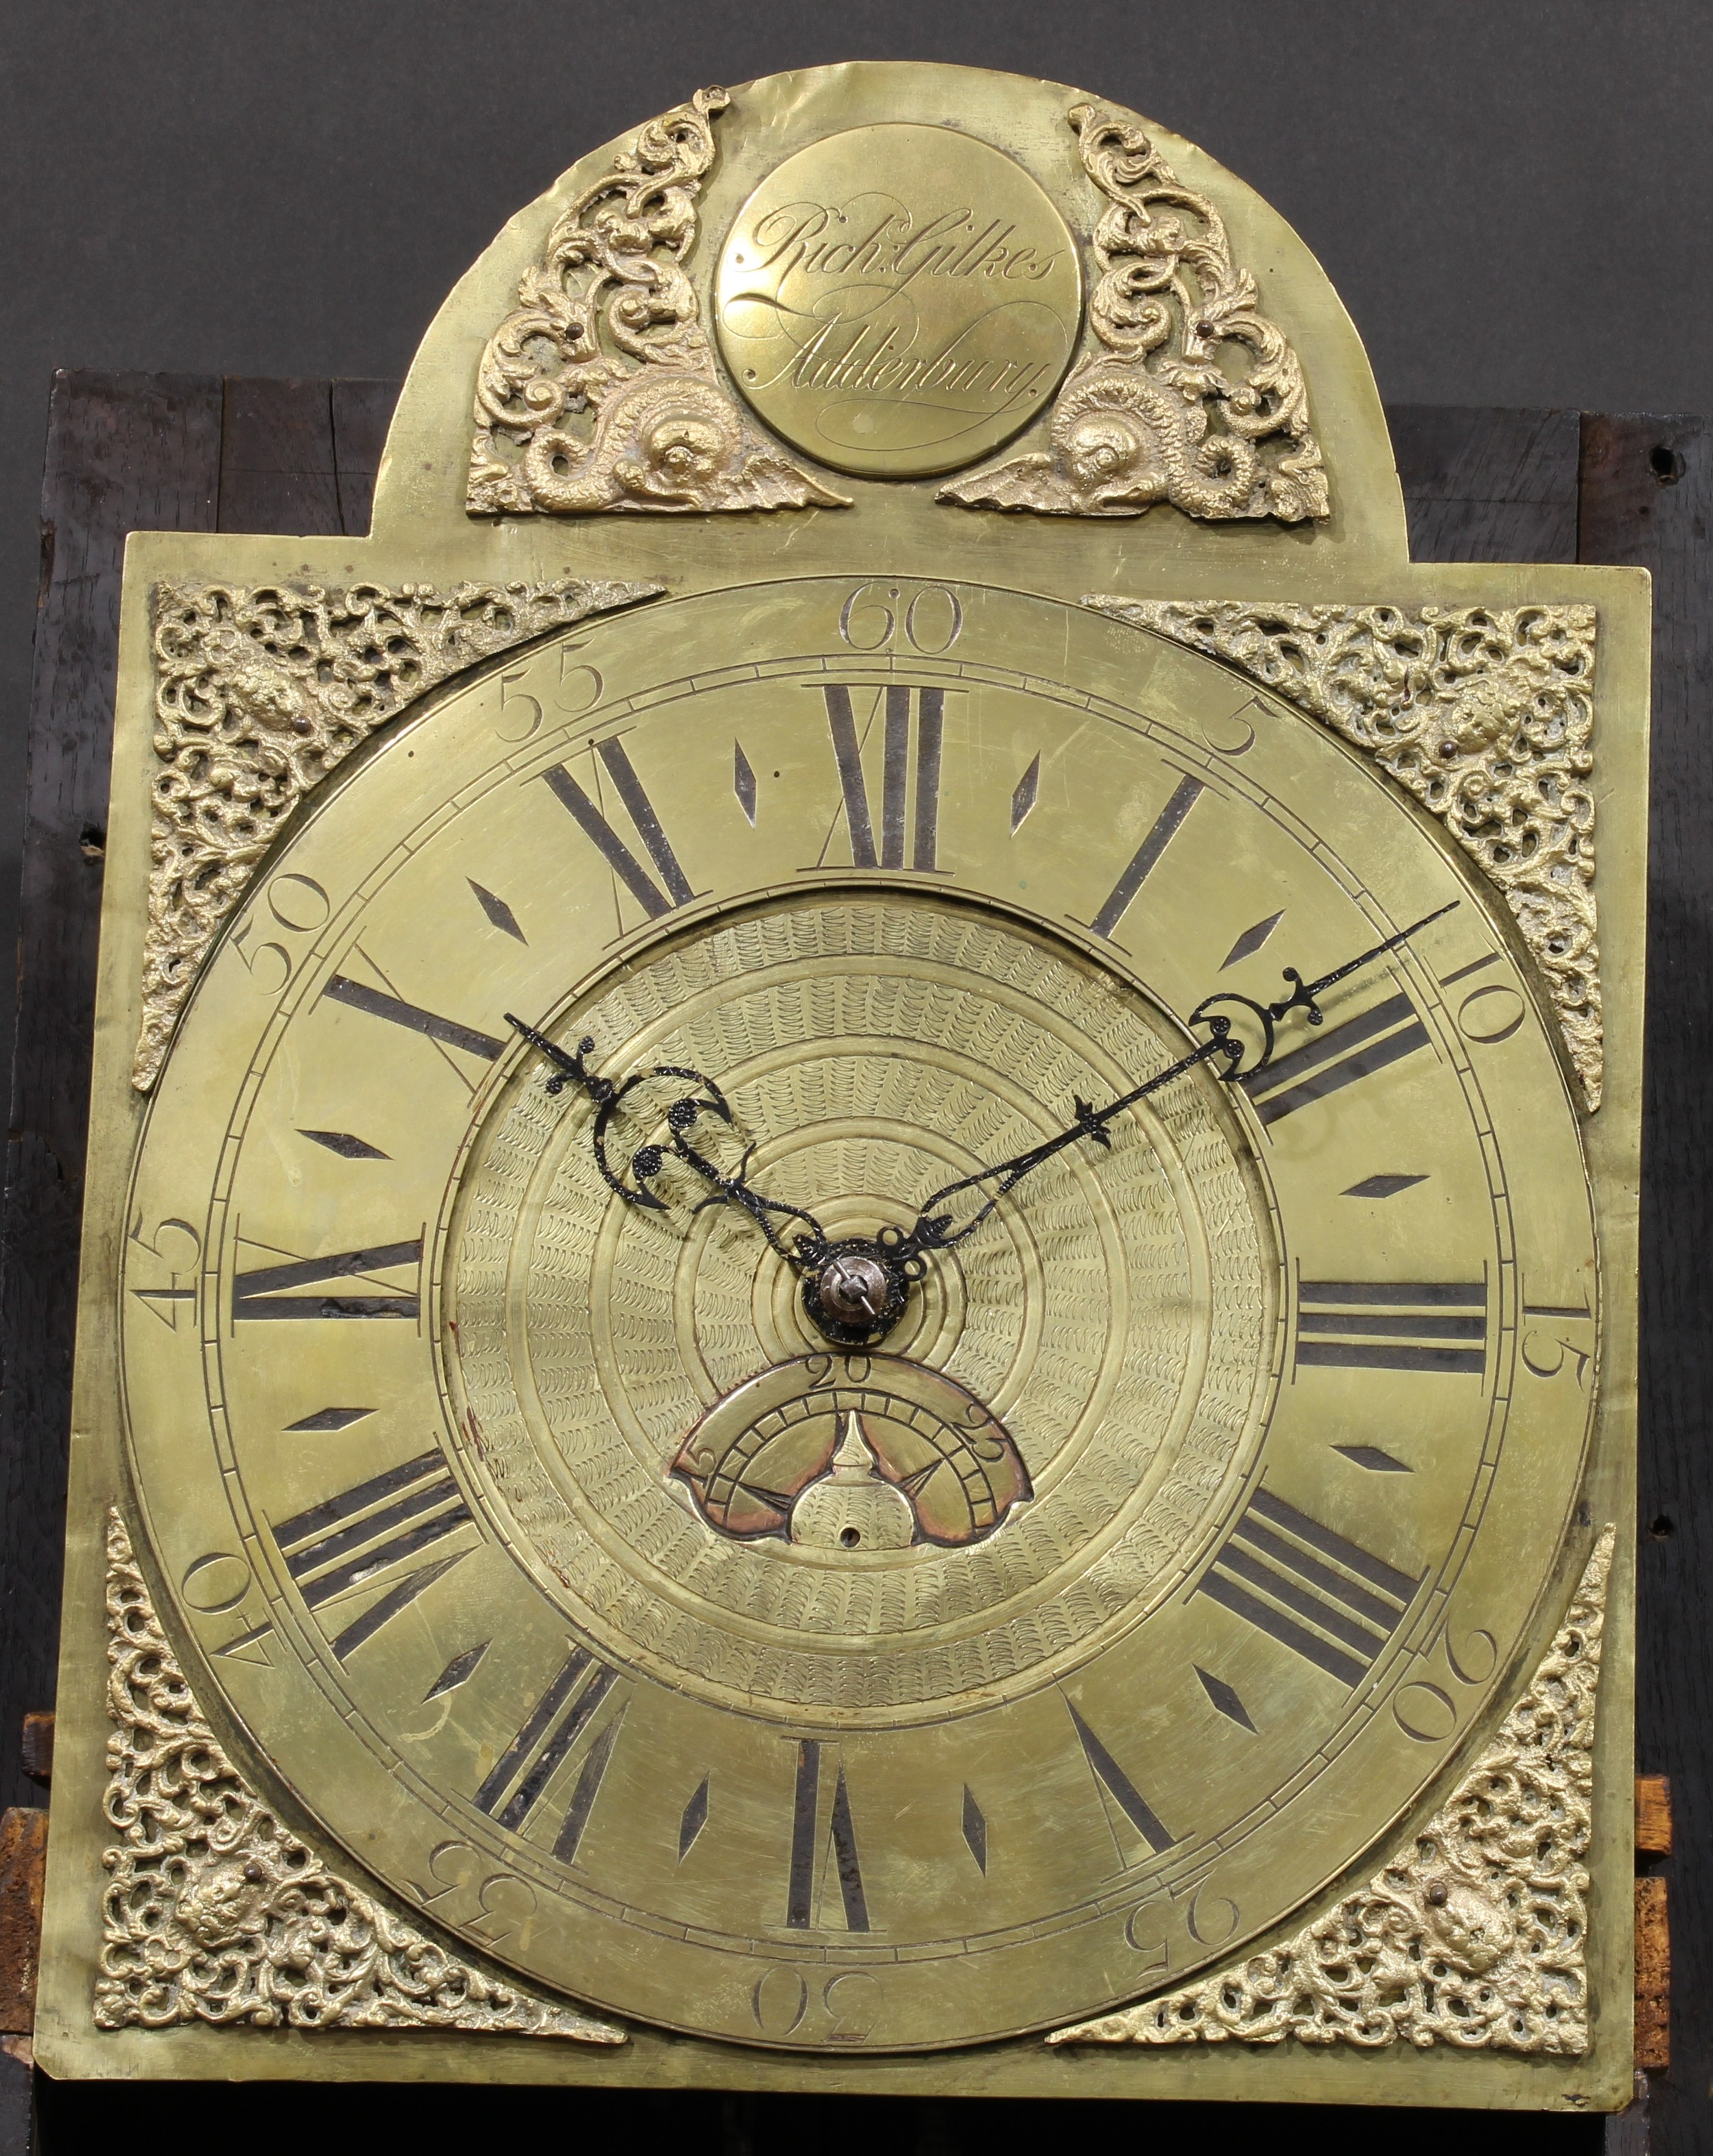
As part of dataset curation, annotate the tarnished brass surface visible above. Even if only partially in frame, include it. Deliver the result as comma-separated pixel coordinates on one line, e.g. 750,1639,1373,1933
97,1515,620,2042
137,575,661,1088
1053,1526,1614,2053
941,106,1327,522
102,578,1604,2049
1089,600,1602,1105
714,125,1081,476
467,89,846,517
37,61,1647,2109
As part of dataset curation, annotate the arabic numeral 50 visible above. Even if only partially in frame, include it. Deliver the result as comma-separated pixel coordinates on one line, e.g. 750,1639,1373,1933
230,872,332,996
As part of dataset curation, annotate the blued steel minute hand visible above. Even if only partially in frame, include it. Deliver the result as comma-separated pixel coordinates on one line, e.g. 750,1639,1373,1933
883,902,1458,1265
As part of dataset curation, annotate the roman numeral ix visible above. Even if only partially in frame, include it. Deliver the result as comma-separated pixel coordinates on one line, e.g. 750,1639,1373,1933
820,683,945,871
1296,1280,1488,1375
473,1646,624,1861
1197,1487,1421,1688
1240,992,1430,1125
543,738,695,919
272,1449,473,1661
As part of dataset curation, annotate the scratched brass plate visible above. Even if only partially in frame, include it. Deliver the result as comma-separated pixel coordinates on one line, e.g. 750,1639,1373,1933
715,125,1082,475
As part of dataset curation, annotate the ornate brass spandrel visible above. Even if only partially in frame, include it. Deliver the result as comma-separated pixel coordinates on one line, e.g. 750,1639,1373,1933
137,572,661,1091
1051,1524,1614,2055
97,1512,623,2042
941,105,1329,522
1086,598,1601,1108
467,88,848,516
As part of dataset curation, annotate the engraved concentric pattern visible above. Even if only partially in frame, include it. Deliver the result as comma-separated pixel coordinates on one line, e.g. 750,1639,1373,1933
442,896,1277,1722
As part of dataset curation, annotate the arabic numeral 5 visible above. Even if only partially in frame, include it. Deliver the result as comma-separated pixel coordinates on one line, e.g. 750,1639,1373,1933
837,583,962,654
1521,1293,1594,1384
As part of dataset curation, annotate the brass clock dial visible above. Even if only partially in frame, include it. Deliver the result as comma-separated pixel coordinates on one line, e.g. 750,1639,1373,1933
121,576,1597,2053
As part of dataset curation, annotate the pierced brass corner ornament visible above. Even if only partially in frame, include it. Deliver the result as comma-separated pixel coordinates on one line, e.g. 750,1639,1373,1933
1084,599,1602,1107
136,573,661,1090
1052,1526,1613,2054
941,106,1328,521
467,88,848,515
97,1513,623,2042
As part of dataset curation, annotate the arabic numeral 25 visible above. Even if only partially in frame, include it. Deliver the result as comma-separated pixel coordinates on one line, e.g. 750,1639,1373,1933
1124,1878,1241,1972
837,583,963,655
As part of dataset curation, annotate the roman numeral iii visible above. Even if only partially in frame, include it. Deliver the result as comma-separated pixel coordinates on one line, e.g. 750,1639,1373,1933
820,683,944,871
1296,1280,1487,1375
1196,1487,1420,1688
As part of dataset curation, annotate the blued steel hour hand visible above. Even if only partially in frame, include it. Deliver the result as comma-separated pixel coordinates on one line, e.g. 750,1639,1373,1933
502,1014,837,1271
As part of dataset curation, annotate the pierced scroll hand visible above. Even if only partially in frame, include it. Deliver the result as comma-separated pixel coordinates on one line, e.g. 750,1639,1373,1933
504,1014,833,1260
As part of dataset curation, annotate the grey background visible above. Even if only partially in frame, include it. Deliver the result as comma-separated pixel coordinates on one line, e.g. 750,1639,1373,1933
0,0,1706,1062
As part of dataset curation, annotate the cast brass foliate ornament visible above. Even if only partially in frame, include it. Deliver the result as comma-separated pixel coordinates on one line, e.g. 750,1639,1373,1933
941,107,1329,521
136,573,661,1089
1086,599,1601,1106
1052,1526,1612,2053
467,88,848,515
97,1514,622,2043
